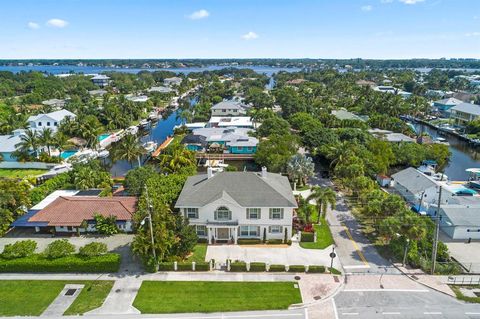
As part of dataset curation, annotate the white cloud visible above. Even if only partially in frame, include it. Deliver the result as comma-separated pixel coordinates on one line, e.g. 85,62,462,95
188,9,210,20
46,18,69,28
399,0,425,4
241,31,259,40
361,5,373,11
466,32,480,37
27,22,40,29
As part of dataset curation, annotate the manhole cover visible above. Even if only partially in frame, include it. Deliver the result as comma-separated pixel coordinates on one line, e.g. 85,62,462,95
115,289,122,293
65,289,77,296
294,276,301,280
314,296,321,300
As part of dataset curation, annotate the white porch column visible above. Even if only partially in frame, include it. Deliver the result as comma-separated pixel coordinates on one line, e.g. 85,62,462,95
233,226,238,244
208,227,212,244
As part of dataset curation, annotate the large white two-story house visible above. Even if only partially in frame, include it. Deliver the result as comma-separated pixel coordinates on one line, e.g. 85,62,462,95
27,109,76,132
211,100,248,116
175,168,297,243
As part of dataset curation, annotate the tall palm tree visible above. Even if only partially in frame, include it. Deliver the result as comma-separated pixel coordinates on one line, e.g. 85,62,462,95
286,154,315,188
38,128,54,156
53,132,70,155
306,186,337,223
110,134,145,168
158,145,196,174
17,129,39,158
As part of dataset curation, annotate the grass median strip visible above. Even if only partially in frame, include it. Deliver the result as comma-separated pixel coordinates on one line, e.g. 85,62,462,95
0,280,113,316
133,281,302,313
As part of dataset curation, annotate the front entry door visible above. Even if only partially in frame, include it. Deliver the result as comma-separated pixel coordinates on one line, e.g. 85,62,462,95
217,228,230,240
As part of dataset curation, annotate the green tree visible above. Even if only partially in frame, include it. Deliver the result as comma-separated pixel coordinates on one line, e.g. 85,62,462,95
254,134,298,172
125,166,157,196
94,214,119,235
38,128,54,156
110,134,145,168
306,186,337,222
286,154,315,187
17,129,39,158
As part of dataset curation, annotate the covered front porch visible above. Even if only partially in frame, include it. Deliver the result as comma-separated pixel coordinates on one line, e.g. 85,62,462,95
206,220,239,244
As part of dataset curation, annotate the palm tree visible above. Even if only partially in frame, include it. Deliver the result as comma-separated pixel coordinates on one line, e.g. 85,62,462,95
306,186,337,223
110,134,145,168
38,128,54,156
158,145,196,174
286,154,315,189
53,132,71,155
17,129,39,158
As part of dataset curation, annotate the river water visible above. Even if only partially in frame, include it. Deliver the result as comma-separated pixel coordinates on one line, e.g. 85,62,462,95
413,123,480,181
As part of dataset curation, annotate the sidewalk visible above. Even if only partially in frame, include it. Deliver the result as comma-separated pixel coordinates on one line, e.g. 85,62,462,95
395,264,456,297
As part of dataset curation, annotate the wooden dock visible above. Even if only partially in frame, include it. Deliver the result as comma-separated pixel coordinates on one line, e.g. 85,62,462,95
195,153,254,160
152,136,174,157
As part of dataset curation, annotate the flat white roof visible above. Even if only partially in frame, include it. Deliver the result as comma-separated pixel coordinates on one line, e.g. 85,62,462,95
31,190,79,210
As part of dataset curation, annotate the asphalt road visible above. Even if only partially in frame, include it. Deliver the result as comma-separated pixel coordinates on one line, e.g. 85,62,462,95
333,289,480,319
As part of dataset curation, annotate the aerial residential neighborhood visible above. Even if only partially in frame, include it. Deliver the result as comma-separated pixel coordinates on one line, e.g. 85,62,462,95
2,1,480,319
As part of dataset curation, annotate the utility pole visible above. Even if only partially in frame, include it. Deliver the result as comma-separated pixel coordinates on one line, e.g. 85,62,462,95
144,186,157,269
431,186,442,275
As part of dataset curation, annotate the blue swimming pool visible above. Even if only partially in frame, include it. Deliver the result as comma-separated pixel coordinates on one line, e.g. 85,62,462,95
98,134,110,142
60,150,78,159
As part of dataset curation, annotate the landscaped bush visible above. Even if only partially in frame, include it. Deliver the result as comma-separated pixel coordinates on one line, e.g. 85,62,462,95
1,240,37,259
157,262,175,271
195,262,210,271
230,262,247,272
288,265,306,272
44,239,75,259
237,239,262,245
0,253,120,273
268,264,286,272
307,265,325,273
197,238,208,244
266,239,283,245
301,232,314,242
176,262,193,271
249,262,266,272
79,242,108,257
30,173,71,205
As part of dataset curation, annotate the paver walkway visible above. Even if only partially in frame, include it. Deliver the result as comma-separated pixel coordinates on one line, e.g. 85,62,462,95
41,284,84,316
87,278,141,315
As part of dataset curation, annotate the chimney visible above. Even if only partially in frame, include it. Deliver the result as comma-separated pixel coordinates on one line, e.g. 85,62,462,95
261,166,267,178
207,167,214,179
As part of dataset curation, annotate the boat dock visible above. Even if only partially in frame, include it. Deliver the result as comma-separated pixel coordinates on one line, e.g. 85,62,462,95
195,153,254,160
151,136,174,157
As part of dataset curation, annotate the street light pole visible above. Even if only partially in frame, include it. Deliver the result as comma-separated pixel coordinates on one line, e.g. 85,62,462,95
431,186,442,275
402,238,410,267
144,186,157,269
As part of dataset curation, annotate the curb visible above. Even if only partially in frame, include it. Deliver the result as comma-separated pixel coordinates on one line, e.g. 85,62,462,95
393,264,455,298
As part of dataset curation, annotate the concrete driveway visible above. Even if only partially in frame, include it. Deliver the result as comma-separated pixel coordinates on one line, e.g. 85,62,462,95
206,242,341,268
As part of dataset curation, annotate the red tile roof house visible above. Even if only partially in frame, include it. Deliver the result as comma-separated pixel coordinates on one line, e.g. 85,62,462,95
27,196,138,234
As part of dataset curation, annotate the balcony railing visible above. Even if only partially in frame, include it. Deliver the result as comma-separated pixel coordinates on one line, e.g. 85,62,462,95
206,219,239,226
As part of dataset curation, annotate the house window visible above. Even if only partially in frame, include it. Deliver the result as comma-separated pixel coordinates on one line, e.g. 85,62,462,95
54,122,58,126
237,146,243,150
67,226,73,231
247,147,253,151
196,225,207,236
240,226,260,237
38,122,42,126
215,206,231,221
269,208,284,220
233,109,238,112
222,109,226,112
246,208,261,219
47,122,51,126
185,208,198,219
269,225,283,234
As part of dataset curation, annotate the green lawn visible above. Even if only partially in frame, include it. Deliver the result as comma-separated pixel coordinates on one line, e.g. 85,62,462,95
300,219,334,249
186,244,207,263
133,281,302,313
0,169,46,179
0,280,113,316
450,285,480,303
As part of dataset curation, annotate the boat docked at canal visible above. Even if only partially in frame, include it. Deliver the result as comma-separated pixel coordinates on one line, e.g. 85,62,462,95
467,168,480,190
433,137,449,145
142,141,158,153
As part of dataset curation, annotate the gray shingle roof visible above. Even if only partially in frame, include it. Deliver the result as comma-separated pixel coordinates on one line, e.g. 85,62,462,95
451,102,480,116
0,134,22,152
331,109,365,121
392,167,438,195
434,97,463,106
441,205,480,227
211,100,246,110
175,172,297,208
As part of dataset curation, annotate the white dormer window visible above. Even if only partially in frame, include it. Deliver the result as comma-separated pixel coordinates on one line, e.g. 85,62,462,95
184,208,198,219
215,206,231,221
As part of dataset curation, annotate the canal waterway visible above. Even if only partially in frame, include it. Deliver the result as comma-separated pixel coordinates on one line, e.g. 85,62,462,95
413,123,480,181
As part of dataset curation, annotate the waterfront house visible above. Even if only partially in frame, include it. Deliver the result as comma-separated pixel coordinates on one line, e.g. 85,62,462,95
42,98,66,109
428,205,480,240
450,102,480,126
0,131,23,162
13,190,137,234
175,168,297,243
163,77,183,87
147,86,173,94
368,129,415,143
126,95,149,103
184,127,258,154
208,116,254,129
433,97,463,116
88,89,108,97
27,109,76,133
211,100,248,116
91,74,110,87
331,108,365,122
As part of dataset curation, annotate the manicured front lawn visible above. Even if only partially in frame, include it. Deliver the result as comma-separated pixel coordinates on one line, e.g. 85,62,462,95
186,244,207,263
0,280,113,316
0,169,46,179
300,219,334,249
133,281,302,313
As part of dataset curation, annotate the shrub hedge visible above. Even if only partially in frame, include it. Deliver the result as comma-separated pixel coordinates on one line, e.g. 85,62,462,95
176,262,193,271
230,262,247,272
266,239,284,245
288,265,306,272
195,262,210,271
0,253,120,273
268,264,286,272
157,262,175,271
237,239,262,245
249,262,266,272
197,238,208,244
301,232,314,242
1,240,37,259
307,265,325,273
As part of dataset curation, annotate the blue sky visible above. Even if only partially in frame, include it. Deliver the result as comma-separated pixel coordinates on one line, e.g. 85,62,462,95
1,0,479,59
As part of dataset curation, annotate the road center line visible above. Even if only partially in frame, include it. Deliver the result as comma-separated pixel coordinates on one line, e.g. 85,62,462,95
382,312,401,315
423,312,442,315
342,225,369,266
342,313,359,316
465,313,480,315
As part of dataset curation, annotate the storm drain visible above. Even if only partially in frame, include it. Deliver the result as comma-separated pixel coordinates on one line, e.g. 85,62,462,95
115,289,122,293
64,289,77,296
314,296,321,300
294,276,301,280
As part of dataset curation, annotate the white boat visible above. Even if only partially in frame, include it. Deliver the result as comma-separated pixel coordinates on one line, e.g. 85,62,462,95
143,141,158,153
432,173,448,181
433,137,449,145
139,119,150,128
98,149,110,158
149,111,159,120
126,126,139,135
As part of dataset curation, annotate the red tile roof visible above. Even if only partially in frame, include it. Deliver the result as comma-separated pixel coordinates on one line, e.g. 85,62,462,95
29,196,137,227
